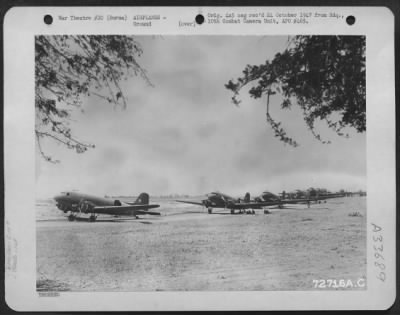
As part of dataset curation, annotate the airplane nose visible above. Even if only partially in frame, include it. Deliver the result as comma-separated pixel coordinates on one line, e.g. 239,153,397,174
54,194,63,202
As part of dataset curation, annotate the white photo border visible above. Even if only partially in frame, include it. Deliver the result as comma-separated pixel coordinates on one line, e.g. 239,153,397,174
4,6,396,311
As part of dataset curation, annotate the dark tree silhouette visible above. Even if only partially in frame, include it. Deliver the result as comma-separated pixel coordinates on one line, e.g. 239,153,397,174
225,36,366,146
35,35,149,162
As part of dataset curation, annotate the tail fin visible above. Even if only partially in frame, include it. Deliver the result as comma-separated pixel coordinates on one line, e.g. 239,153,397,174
244,192,251,202
135,193,149,205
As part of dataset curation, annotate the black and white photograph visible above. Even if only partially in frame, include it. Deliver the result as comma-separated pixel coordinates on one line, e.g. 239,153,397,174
35,34,367,292
4,6,395,311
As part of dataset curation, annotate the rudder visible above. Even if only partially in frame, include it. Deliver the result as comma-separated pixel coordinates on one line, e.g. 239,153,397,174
135,193,149,205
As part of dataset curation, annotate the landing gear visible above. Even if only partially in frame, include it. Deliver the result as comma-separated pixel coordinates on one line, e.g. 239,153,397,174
89,214,97,222
68,214,75,221
231,209,235,214
208,208,213,214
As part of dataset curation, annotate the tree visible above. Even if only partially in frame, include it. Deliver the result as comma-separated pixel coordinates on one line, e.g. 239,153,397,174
35,35,149,162
225,36,366,146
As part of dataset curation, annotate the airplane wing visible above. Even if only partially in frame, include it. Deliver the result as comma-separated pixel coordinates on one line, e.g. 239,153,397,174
280,199,312,204
230,201,282,209
92,204,160,215
175,200,204,206
316,194,345,200
231,199,315,209
281,194,343,204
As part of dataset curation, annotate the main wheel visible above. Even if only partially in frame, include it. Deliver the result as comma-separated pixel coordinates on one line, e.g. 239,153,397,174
208,208,212,214
68,214,75,221
89,215,96,222
231,209,234,214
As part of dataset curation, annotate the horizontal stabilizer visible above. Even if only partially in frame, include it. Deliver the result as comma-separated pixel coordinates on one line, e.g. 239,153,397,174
175,200,204,206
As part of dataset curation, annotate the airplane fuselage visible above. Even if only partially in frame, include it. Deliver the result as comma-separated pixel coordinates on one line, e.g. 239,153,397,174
201,192,266,211
54,192,127,212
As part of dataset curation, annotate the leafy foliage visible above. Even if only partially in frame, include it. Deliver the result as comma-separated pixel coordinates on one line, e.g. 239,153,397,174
225,36,366,146
35,35,149,162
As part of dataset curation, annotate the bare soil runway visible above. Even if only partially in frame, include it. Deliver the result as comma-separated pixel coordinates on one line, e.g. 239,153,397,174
36,197,366,291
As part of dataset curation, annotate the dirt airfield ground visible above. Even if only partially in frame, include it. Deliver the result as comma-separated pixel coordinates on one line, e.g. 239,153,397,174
36,196,366,291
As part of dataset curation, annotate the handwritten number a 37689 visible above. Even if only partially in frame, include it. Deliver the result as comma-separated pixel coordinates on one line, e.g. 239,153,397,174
372,223,385,282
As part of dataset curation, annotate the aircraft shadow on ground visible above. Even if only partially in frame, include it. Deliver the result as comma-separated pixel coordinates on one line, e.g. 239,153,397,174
209,212,258,215
268,206,330,210
167,211,205,216
64,217,154,224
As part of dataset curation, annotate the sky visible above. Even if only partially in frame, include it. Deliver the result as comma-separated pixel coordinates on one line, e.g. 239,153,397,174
36,36,366,198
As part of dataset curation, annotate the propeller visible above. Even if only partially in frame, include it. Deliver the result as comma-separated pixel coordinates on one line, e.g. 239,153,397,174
218,194,228,210
78,199,93,214
202,199,211,212
226,200,235,209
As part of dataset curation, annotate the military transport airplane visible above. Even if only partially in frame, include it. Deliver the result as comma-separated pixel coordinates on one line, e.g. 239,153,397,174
253,191,316,208
54,191,160,222
281,189,345,201
175,191,309,214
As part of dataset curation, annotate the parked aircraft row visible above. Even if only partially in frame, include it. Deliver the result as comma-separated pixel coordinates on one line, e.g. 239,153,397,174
176,191,323,214
53,189,357,222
